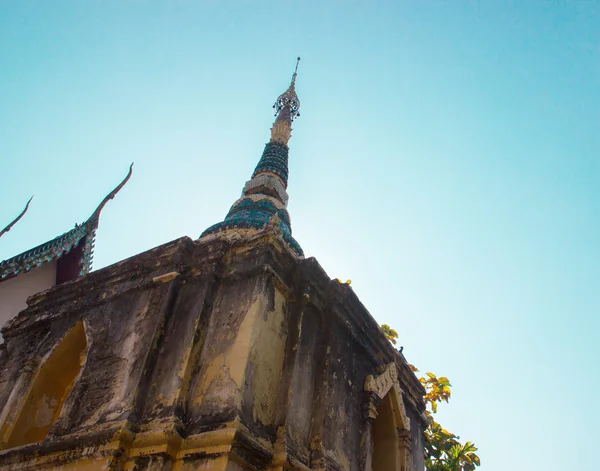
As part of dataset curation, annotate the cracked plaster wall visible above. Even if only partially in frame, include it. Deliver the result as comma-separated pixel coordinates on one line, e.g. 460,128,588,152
0,235,426,471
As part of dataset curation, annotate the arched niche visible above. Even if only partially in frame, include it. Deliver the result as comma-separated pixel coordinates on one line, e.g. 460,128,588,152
364,363,412,471
2,320,88,449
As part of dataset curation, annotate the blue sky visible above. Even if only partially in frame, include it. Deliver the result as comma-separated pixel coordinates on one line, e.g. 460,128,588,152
1,2,599,469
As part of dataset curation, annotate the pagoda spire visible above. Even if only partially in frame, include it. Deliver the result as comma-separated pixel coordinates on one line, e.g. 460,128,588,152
200,59,304,256
270,57,300,146
246,57,301,202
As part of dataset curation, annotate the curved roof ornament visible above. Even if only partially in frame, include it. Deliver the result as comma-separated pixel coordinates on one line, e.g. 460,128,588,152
0,196,34,240
0,163,134,280
86,162,134,229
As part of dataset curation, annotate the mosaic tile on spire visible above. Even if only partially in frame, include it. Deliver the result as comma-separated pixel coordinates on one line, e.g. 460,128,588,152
251,142,290,186
201,196,303,256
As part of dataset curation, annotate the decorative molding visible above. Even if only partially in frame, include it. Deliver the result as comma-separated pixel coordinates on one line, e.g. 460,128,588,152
364,362,411,432
363,363,414,471
364,394,381,421
243,174,289,206
365,362,399,399
271,119,293,145
233,193,287,211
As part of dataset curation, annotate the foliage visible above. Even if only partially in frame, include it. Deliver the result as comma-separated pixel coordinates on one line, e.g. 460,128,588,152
425,418,480,471
381,324,399,345
334,278,352,285
381,325,480,471
420,372,452,414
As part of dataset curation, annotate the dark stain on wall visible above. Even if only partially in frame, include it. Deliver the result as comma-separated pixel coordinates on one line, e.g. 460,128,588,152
0,234,426,470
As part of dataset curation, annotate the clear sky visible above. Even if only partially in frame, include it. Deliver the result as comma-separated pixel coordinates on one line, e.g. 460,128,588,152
1,1,598,469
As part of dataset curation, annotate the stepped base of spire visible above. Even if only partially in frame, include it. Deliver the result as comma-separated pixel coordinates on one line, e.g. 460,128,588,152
200,195,303,256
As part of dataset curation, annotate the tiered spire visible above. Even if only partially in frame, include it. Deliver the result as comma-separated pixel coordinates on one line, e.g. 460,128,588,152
200,59,304,256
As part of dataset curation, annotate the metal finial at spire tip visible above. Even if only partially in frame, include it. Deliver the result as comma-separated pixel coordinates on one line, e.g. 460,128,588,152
292,57,301,84
274,58,301,121
290,57,301,88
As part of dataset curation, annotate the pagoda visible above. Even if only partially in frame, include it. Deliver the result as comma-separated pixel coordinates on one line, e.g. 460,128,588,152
0,60,426,471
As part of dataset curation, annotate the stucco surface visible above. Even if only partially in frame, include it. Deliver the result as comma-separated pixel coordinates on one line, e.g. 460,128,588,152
0,232,426,470
0,262,56,343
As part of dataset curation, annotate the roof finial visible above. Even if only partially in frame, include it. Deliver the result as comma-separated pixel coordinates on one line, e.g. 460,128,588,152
86,163,134,228
273,57,301,122
291,56,300,87
0,195,34,240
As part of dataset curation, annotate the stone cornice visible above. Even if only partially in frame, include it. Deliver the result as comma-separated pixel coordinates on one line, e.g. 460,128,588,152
0,237,199,340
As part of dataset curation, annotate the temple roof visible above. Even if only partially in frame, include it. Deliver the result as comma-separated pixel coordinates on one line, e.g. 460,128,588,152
0,223,91,279
0,164,133,281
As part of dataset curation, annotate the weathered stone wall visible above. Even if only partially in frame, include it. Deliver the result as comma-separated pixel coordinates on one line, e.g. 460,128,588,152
0,231,426,471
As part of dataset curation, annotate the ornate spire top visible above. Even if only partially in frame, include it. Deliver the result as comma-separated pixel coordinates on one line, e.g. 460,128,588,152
270,57,301,146
273,57,301,122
